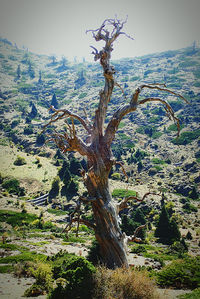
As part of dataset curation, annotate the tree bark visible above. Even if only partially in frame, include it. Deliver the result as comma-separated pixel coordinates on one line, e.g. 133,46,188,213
85,138,128,268
44,18,187,269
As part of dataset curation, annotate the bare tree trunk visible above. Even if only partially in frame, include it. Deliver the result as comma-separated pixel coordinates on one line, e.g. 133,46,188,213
85,140,128,268
44,18,188,269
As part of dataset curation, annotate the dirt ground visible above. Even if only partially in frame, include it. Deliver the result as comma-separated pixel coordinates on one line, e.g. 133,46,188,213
0,273,46,299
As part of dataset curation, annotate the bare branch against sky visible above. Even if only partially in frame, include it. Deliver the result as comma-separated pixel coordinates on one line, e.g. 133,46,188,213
0,0,199,61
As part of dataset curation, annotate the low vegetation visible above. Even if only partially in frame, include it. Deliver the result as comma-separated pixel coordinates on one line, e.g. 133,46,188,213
93,266,158,299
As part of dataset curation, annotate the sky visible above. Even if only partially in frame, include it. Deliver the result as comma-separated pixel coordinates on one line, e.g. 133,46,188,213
0,0,200,62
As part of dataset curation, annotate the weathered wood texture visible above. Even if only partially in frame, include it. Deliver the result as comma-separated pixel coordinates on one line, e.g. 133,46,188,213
44,18,188,268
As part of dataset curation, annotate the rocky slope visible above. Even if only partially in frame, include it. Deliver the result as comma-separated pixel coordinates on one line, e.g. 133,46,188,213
0,37,199,196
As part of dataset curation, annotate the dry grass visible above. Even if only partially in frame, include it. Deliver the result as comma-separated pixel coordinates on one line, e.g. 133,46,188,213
0,145,57,193
93,266,159,299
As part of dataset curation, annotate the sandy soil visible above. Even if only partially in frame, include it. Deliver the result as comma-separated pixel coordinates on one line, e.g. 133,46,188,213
0,273,46,299
0,273,192,299
157,288,192,299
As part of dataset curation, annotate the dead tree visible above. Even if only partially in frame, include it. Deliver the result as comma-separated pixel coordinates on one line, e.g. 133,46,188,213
44,18,188,269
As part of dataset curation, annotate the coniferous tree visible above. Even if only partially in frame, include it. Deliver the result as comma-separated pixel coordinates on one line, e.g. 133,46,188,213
169,219,181,242
58,160,70,180
29,103,37,118
69,157,81,176
28,61,35,79
68,179,78,195
36,133,45,145
63,168,72,186
51,93,58,109
49,176,60,200
132,208,146,224
155,204,171,244
16,64,21,79
189,186,199,199
155,204,181,244
38,70,42,84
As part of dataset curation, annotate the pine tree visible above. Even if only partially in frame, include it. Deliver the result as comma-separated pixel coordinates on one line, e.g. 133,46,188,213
16,64,21,79
58,160,70,180
29,103,37,118
68,179,78,195
155,204,181,244
28,61,35,79
155,204,171,244
69,157,81,175
49,176,60,200
38,70,42,84
169,219,181,242
132,208,146,224
51,93,58,109
63,168,72,186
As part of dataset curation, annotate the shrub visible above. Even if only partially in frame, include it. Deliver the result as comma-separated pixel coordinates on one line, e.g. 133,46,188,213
67,179,78,195
182,202,198,213
14,155,26,166
49,254,96,299
24,284,46,297
31,262,53,291
112,189,137,198
78,92,87,99
151,158,166,165
189,186,199,200
24,125,33,135
87,239,102,266
0,210,37,227
172,129,200,145
36,133,45,145
178,288,200,299
111,172,121,180
2,178,25,195
131,244,147,254
156,256,200,289
93,266,158,299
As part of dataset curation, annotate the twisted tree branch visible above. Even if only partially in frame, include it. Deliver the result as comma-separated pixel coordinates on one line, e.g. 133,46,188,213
117,192,160,213
42,106,92,134
126,224,146,243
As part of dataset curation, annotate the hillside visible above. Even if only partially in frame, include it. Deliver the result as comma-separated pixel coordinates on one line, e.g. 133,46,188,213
0,37,200,298
0,37,199,196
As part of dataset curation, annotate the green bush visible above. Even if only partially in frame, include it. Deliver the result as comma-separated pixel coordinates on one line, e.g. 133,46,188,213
112,189,137,198
78,92,87,99
167,123,184,132
131,244,147,254
2,178,25,195
0,210,37,227
111,172,121,180
156,256,200,289
87,239,102,266
24,284,46,297
151,158,166,165
36,133,45,145
178,288,200,299
24,126,34,135
14,155,26,166
172,129,200,145
49,254,96,299
182,202,198,213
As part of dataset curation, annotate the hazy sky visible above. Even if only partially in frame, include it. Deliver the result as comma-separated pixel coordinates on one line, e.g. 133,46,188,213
0,0,199,61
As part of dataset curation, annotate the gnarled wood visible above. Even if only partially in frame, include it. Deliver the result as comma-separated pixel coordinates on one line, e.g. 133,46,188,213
44,17,188,269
